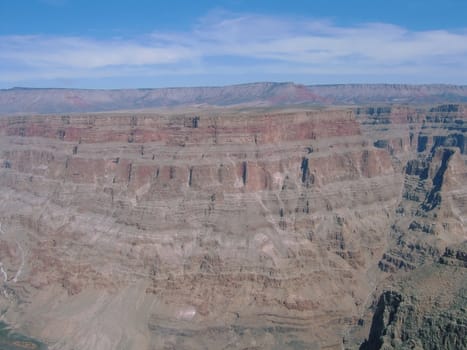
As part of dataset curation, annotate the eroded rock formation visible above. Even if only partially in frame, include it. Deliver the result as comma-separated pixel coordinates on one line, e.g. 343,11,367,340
360,243,467,350
0,104,465,349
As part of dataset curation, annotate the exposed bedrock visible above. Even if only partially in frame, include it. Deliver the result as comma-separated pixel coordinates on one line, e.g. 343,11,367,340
355,105,467,270
360,243,467,350
0,105,465,349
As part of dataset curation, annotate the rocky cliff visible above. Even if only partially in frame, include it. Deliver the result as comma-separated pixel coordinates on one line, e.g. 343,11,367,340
360,243,467,350
0,103,465,349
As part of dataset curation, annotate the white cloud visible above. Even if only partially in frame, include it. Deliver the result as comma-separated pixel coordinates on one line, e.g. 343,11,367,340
0,35,193,69
1,11,467,85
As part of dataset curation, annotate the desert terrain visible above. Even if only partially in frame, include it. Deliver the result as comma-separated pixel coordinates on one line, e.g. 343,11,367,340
0,85,465,349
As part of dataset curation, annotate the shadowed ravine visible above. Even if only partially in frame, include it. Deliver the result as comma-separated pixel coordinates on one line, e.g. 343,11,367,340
0,322,47,350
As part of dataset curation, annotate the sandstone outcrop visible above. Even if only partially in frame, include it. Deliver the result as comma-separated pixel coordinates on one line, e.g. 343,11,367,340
0,103,465,349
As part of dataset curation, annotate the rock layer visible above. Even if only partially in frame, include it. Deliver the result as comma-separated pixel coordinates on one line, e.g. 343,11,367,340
0,104,465,349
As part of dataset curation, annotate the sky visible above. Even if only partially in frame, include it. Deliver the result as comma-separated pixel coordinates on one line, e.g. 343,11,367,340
1,0,467,89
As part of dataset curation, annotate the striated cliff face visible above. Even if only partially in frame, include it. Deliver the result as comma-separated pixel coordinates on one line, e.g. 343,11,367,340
348,105,467,349
0,104,465,349
361,105,467,272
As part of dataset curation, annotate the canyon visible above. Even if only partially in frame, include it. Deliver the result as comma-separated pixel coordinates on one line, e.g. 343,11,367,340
0,86,466,349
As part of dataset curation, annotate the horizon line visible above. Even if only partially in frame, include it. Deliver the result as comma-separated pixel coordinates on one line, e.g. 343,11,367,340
3,81,467,91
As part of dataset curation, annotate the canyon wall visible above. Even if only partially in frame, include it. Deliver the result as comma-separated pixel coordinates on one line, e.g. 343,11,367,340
0,104,465,349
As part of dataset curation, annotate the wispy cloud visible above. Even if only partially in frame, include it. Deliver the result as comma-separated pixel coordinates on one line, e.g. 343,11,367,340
0,35,192,69
1,11,467,87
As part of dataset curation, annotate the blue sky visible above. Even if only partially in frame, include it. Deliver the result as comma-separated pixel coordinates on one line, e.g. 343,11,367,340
1,0,467,88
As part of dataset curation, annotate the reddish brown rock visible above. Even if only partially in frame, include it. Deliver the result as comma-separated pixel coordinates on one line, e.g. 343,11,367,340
0,105,465,350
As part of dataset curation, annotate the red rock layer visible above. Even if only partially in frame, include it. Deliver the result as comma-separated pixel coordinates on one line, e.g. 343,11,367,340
0,105,465,350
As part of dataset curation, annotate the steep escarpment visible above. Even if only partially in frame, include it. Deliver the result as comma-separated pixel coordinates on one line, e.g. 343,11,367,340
0,108,399,349
358,105,467,272
344,104,467,349
0,105,465,350
360,243,467,350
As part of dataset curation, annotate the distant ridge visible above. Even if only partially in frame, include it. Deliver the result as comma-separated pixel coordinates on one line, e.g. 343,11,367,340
1,82,467,114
